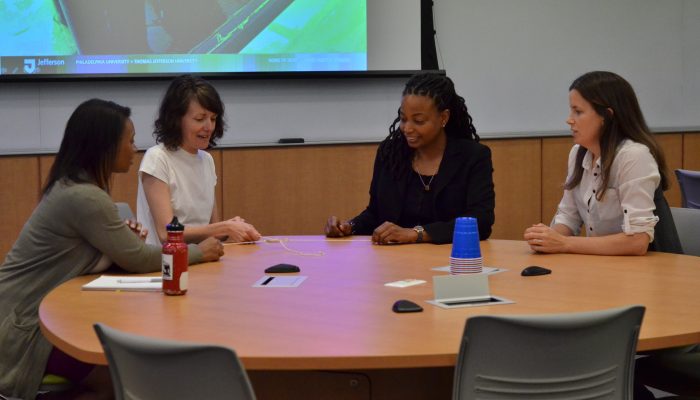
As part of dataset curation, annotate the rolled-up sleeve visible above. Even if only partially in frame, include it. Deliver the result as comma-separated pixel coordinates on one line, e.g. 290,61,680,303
615,144,660,241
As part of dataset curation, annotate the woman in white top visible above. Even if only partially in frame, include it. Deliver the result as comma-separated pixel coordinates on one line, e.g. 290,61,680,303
523,71,671,256
137,75,261,245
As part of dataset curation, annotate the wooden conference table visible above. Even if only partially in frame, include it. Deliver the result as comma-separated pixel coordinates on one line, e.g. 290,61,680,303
40,237,700,398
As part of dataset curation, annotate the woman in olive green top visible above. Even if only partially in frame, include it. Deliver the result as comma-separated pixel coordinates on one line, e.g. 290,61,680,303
0,99,223,399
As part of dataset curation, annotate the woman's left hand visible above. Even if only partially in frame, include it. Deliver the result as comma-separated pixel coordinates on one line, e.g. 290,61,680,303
372,222,417,245
125,219,148,242
523,223,569,253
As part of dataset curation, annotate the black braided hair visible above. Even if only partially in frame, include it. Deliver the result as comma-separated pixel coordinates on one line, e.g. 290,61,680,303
378,72,479,178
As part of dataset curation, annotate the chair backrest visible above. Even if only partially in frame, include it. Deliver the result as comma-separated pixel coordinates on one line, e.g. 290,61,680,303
648,187,683,254
453,305,645,400
94,324,256,400
675,169,700,209
670,207,700,256
115,202,135,221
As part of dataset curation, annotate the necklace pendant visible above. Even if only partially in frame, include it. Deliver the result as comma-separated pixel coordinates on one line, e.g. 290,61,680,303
416,170,435,192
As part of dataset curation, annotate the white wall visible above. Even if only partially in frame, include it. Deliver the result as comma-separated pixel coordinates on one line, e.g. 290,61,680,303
433,0,700,136
0,77,407,153
1,0,699,154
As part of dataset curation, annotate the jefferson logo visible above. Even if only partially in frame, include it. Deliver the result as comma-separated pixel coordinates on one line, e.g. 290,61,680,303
24,59,36,74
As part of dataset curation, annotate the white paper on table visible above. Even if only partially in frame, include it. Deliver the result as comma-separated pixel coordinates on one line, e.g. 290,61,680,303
81,275,162,292
252,275,307,288
384,279,427,288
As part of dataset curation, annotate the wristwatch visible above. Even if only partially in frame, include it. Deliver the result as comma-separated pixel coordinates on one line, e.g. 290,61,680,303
347,220,356,234
413,225,425,243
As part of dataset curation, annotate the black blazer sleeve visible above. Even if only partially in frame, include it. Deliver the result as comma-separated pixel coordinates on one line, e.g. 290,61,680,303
423,142,495,243
348,139,495,243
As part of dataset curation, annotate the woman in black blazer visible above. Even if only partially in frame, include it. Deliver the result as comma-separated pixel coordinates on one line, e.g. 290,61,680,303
325,73,495,244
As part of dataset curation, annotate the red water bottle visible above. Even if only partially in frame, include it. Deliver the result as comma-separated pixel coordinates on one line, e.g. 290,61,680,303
162,217,188,295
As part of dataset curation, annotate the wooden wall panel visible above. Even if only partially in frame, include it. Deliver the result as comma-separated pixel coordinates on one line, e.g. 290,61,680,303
0,156,40,261
3,133,698,257
39,155,54,189
221,144,377,236
541,138,573,226
656,134,683,207
683,132,700,170
210,150,223,221
483,138,541,240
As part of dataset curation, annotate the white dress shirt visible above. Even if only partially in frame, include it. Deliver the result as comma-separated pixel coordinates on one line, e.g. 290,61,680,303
552,139,659,242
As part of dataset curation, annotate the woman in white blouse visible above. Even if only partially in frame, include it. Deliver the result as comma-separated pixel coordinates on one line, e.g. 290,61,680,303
523,71,671,255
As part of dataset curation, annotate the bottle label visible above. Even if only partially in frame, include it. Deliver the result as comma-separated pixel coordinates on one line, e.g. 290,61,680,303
179,271,189,291
162,254,173,280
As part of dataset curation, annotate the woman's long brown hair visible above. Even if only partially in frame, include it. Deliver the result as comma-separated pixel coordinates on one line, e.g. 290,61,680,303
564,71,669,200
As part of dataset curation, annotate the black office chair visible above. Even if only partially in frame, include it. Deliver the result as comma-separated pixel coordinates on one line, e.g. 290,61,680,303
453,305,645,400
648,187,682,254
94,323,256,400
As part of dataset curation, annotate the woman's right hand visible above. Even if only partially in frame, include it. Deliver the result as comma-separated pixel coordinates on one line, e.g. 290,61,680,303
124,219,148,242
220,218,261,243
325,216,353,237
197,237,224,262
523,223,571,253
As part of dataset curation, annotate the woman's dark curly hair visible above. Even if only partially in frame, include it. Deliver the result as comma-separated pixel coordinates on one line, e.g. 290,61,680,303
154,74,226,150
378,72,479,178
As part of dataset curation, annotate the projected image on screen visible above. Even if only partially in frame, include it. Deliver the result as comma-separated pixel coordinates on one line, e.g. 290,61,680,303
0,0,367,77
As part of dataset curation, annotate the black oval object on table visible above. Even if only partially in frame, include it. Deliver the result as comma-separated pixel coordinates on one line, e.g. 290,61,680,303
521,265,552,276
265,263,300,273
392,299,423,313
